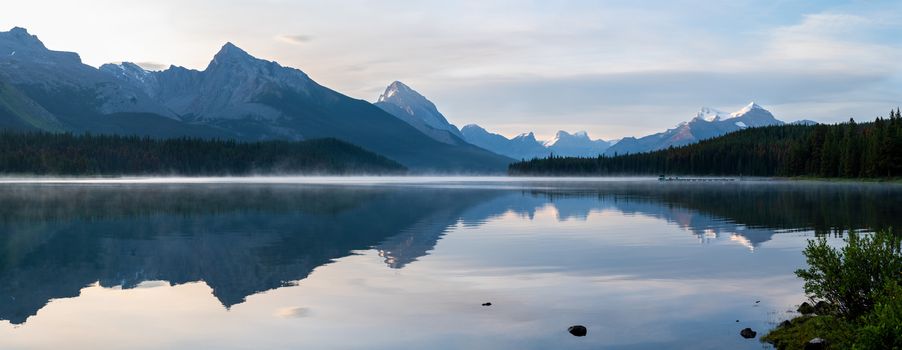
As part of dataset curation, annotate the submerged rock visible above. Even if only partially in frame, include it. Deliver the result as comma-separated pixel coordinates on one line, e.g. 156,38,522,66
568,325,587,337
804,337,826,350
740,328,757,339
797,302,815,315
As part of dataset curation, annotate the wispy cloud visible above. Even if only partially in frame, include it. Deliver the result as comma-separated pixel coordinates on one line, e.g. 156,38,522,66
277,34,313,45
135,61,168,71
275,306,311,318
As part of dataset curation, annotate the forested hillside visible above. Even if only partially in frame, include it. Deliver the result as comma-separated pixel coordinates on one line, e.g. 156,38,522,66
509,109,902,178
0,132,406,175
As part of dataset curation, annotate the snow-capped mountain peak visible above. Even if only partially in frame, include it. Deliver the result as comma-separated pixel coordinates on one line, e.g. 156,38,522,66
732,102,764,117
606,102,784,156
216,42,249,58
694,107,730,122
99,62,158,96
514,132,538,142
208,42,261,69
377,81,419,103
102,62,150,76
373,81,464,144
544,130,591,147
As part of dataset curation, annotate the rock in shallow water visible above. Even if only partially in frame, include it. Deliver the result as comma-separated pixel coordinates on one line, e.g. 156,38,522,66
740,328,757,339
568,325,587,337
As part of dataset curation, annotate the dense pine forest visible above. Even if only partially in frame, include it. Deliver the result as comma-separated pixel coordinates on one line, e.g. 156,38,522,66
0,132,406,175
509,109,902,178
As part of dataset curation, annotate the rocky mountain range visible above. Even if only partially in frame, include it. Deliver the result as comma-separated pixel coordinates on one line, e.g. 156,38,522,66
459,126,615,160
373,81,616,159
0,27,511,172
371,80,808,159
0,26,820,171
605,102,786,155
459,126,551,160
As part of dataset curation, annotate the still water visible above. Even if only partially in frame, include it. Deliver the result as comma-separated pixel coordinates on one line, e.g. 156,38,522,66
0,177,899,349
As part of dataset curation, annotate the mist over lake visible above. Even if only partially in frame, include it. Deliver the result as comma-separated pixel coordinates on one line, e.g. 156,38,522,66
0,177,898,349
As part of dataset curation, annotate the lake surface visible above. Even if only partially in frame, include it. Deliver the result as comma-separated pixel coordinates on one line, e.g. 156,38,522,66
0,177,899,349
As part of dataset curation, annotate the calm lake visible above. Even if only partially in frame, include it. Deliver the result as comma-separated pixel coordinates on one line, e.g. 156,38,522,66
0,177,899,349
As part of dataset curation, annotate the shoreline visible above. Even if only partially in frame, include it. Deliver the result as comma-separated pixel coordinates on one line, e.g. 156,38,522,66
0,175,897,186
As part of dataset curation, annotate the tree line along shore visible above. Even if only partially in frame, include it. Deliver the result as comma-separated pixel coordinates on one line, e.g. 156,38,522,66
509,109,902,179
0,132,407,176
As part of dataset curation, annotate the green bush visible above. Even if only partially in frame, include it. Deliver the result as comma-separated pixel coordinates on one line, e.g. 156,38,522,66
764,229,902,349
854,283,902,350
795,230,902,318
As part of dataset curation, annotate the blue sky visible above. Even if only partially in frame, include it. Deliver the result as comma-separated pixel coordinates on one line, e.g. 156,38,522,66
3,0,901,140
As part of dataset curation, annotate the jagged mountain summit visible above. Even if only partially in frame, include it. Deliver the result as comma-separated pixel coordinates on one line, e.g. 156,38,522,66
460,125,550,160
605,102,784,155
0,27,513,172
460,125,613,160
544,130,613,157
374,81,464,145
0,27,177,132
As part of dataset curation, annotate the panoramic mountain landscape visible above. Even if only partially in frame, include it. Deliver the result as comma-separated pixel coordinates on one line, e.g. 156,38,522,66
2,1,902,350
2,26,883,175
0,28,512,172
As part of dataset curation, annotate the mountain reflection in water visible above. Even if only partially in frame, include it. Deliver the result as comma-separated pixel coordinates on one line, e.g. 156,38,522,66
0,180,899,326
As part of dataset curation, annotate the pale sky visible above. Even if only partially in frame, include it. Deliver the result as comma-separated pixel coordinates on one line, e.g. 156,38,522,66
3,0,901,141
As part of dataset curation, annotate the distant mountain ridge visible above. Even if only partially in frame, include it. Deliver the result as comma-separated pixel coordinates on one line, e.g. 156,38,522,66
460,125,615,160
370,81,615,159
543,130,614,157
0,27,512,172
460,125,551,160
605,102,785,155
